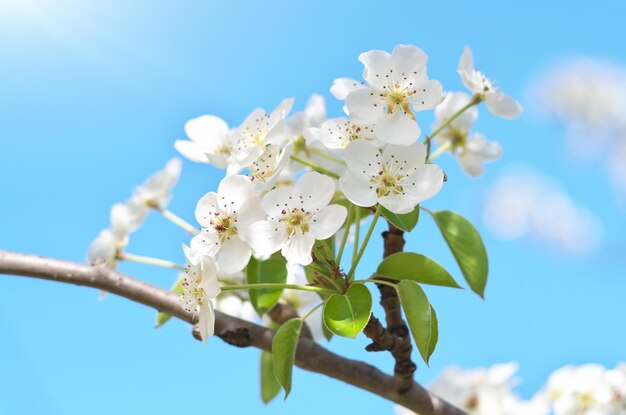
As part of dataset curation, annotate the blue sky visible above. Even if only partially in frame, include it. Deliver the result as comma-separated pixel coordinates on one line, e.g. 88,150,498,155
1,0,625,413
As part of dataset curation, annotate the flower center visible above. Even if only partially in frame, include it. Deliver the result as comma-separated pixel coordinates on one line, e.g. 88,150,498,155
372,166,404,197
210,213,238,240
280,208,311,235
383,83,416,118
443,128,468,152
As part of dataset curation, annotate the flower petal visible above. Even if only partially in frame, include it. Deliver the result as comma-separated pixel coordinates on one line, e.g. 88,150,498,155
339,171,378,208
217,236,252,274
195,192,219,227
458,46,475,73
174,140,210,163
245,220,288,257
485,92,522,119
281,230,316,265
403,164,445,204
261,186,295,217
310,204,348,240
198,302,216,342
358,49,391,89
190,230,220,258
343,139,381,177
330,78,365,100
184,115,229,145
217,174,257,212
293,171,336,212
345,87,385,123
408,79,445,111
373,112,421,146
379,194,418,214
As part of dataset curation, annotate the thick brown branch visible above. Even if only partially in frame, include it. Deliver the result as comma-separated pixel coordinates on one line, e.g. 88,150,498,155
377,222,416,394
0,250,465,415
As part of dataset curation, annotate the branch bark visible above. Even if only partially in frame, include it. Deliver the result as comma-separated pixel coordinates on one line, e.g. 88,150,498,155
376,223,417,393
0,250,466,415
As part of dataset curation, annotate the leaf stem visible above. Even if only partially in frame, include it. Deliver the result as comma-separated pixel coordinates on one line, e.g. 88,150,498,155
335,203,354,265
290,155,340,179
156,208,199,235
118,252,186,271
352,206,361,264
348,205,382,280
301,302,324,321
307,146,346,166
220,283,334,295
355,278,397,288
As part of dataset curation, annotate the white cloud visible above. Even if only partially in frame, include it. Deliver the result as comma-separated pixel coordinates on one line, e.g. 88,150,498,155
483,165,603,254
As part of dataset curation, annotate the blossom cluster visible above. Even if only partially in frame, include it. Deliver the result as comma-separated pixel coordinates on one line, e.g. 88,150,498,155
87,44,521,342
396,362,626,415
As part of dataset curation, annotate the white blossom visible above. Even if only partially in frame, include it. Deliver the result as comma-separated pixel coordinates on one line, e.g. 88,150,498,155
247,144,293,190
86,229,124,266
179,245,221,342
340,140,443,214
307,117,377,150
135,157,182,209
434,92,501,177
427,363,532,415
175,115,233,169
229,98,294,168
191,175,265,273
245,172,347,265
286,94,326,140
458,47,522,119
545,364,618,415
330,77,365,100
343,44,444,145
213,293,257,323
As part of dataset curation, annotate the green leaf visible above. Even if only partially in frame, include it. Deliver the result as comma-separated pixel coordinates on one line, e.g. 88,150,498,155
261,351,281,404
272,318,303,399
376,252,461,288
155,274,186,328
381,205,420,232
396,280,438,365
431,210,488,298
323,283,372,338
247,253,288,316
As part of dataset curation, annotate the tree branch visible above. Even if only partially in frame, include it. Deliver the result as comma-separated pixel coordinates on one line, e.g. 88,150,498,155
376,223,416,394
0,250,466,415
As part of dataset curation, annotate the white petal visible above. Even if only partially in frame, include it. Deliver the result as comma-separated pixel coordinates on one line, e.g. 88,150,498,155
388,45,428,84
373,112,421,146
330,78,365,100
309,205,348,240
458,46,475,73
345,87,385,123
485,92,522,119
343,140,381,177
184,115,229,145
217,237,252,274
217,175,257,211
174,140,210,163
466,133,502,160
304,94,326,127
358,49,391,88
245,221,288,257
379,194,418,214
293,171,336,212
382,142,426,173
200,255,221,297
195,192,219,227
190,231,220,257
281,230,316,265
404,164,445,204
408,79,445,111
261,186,294,217
339,172,378,208
434,92,478,132
198,302,215,342
236,198,267,230
269,98,295,123
458,152,485,177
